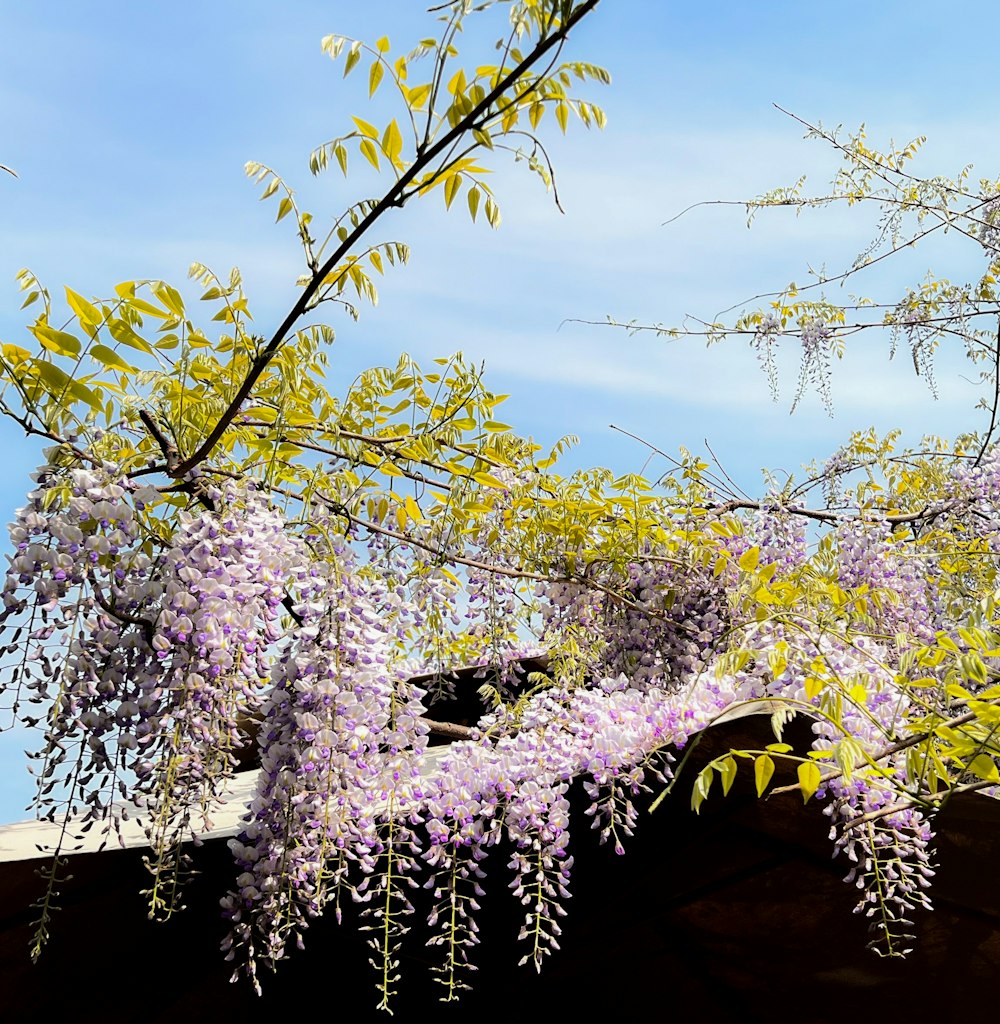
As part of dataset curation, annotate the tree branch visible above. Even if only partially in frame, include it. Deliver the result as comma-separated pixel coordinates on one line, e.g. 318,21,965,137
173,0,601,478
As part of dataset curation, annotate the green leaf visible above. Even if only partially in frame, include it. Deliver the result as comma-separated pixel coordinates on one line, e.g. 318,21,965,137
797,761,822,803
90,344,137,373
276,196,293,222
335,143,348,175
754,754,775,796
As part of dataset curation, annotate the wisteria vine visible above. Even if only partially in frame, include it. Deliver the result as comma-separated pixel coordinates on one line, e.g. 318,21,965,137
4,433,999,1003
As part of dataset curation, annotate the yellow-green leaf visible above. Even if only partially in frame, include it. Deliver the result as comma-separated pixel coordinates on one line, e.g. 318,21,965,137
1,342,31,365
474,471,507,489
352,116,379,139
443,173,461,209
738,546,760,572
65,287,103,335
484,197,500,228
404,495,422,523
797,761,822,803
555,101,569,133
467,186,480,222
107,318,154,355
691,764,713,814
360,138,380,170
369,60,384,97
127,297,171,320
382,119,403,166
68,379,102,409
718,755,737,796
90,344,137,373
447,67,466,96
153,282,185,317
407,83,431,110
754,754,774,796
31,324,81,358
344,41,362,76
32,357,72,392
969,753,1000,783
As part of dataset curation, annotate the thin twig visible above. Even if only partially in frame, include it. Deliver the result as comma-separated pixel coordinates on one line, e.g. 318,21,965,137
974,316,1000,467
86,569,155,643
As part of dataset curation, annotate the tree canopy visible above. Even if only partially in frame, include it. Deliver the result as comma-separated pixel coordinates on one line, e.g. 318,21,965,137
3,0,1000,1009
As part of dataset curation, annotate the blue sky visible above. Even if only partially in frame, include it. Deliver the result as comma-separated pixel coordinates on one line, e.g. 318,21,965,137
0,0,996,820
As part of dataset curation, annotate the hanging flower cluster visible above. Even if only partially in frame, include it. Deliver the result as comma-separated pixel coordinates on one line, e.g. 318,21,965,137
140,483,304,908
0,465,302,918
835,519,938,645
1,463,163,837
539,550,728,691
223,530,429,1003
4,440,1000,1003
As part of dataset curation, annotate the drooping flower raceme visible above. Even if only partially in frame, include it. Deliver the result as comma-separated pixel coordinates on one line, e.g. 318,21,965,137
139,484,304,907
223,532,429,1001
